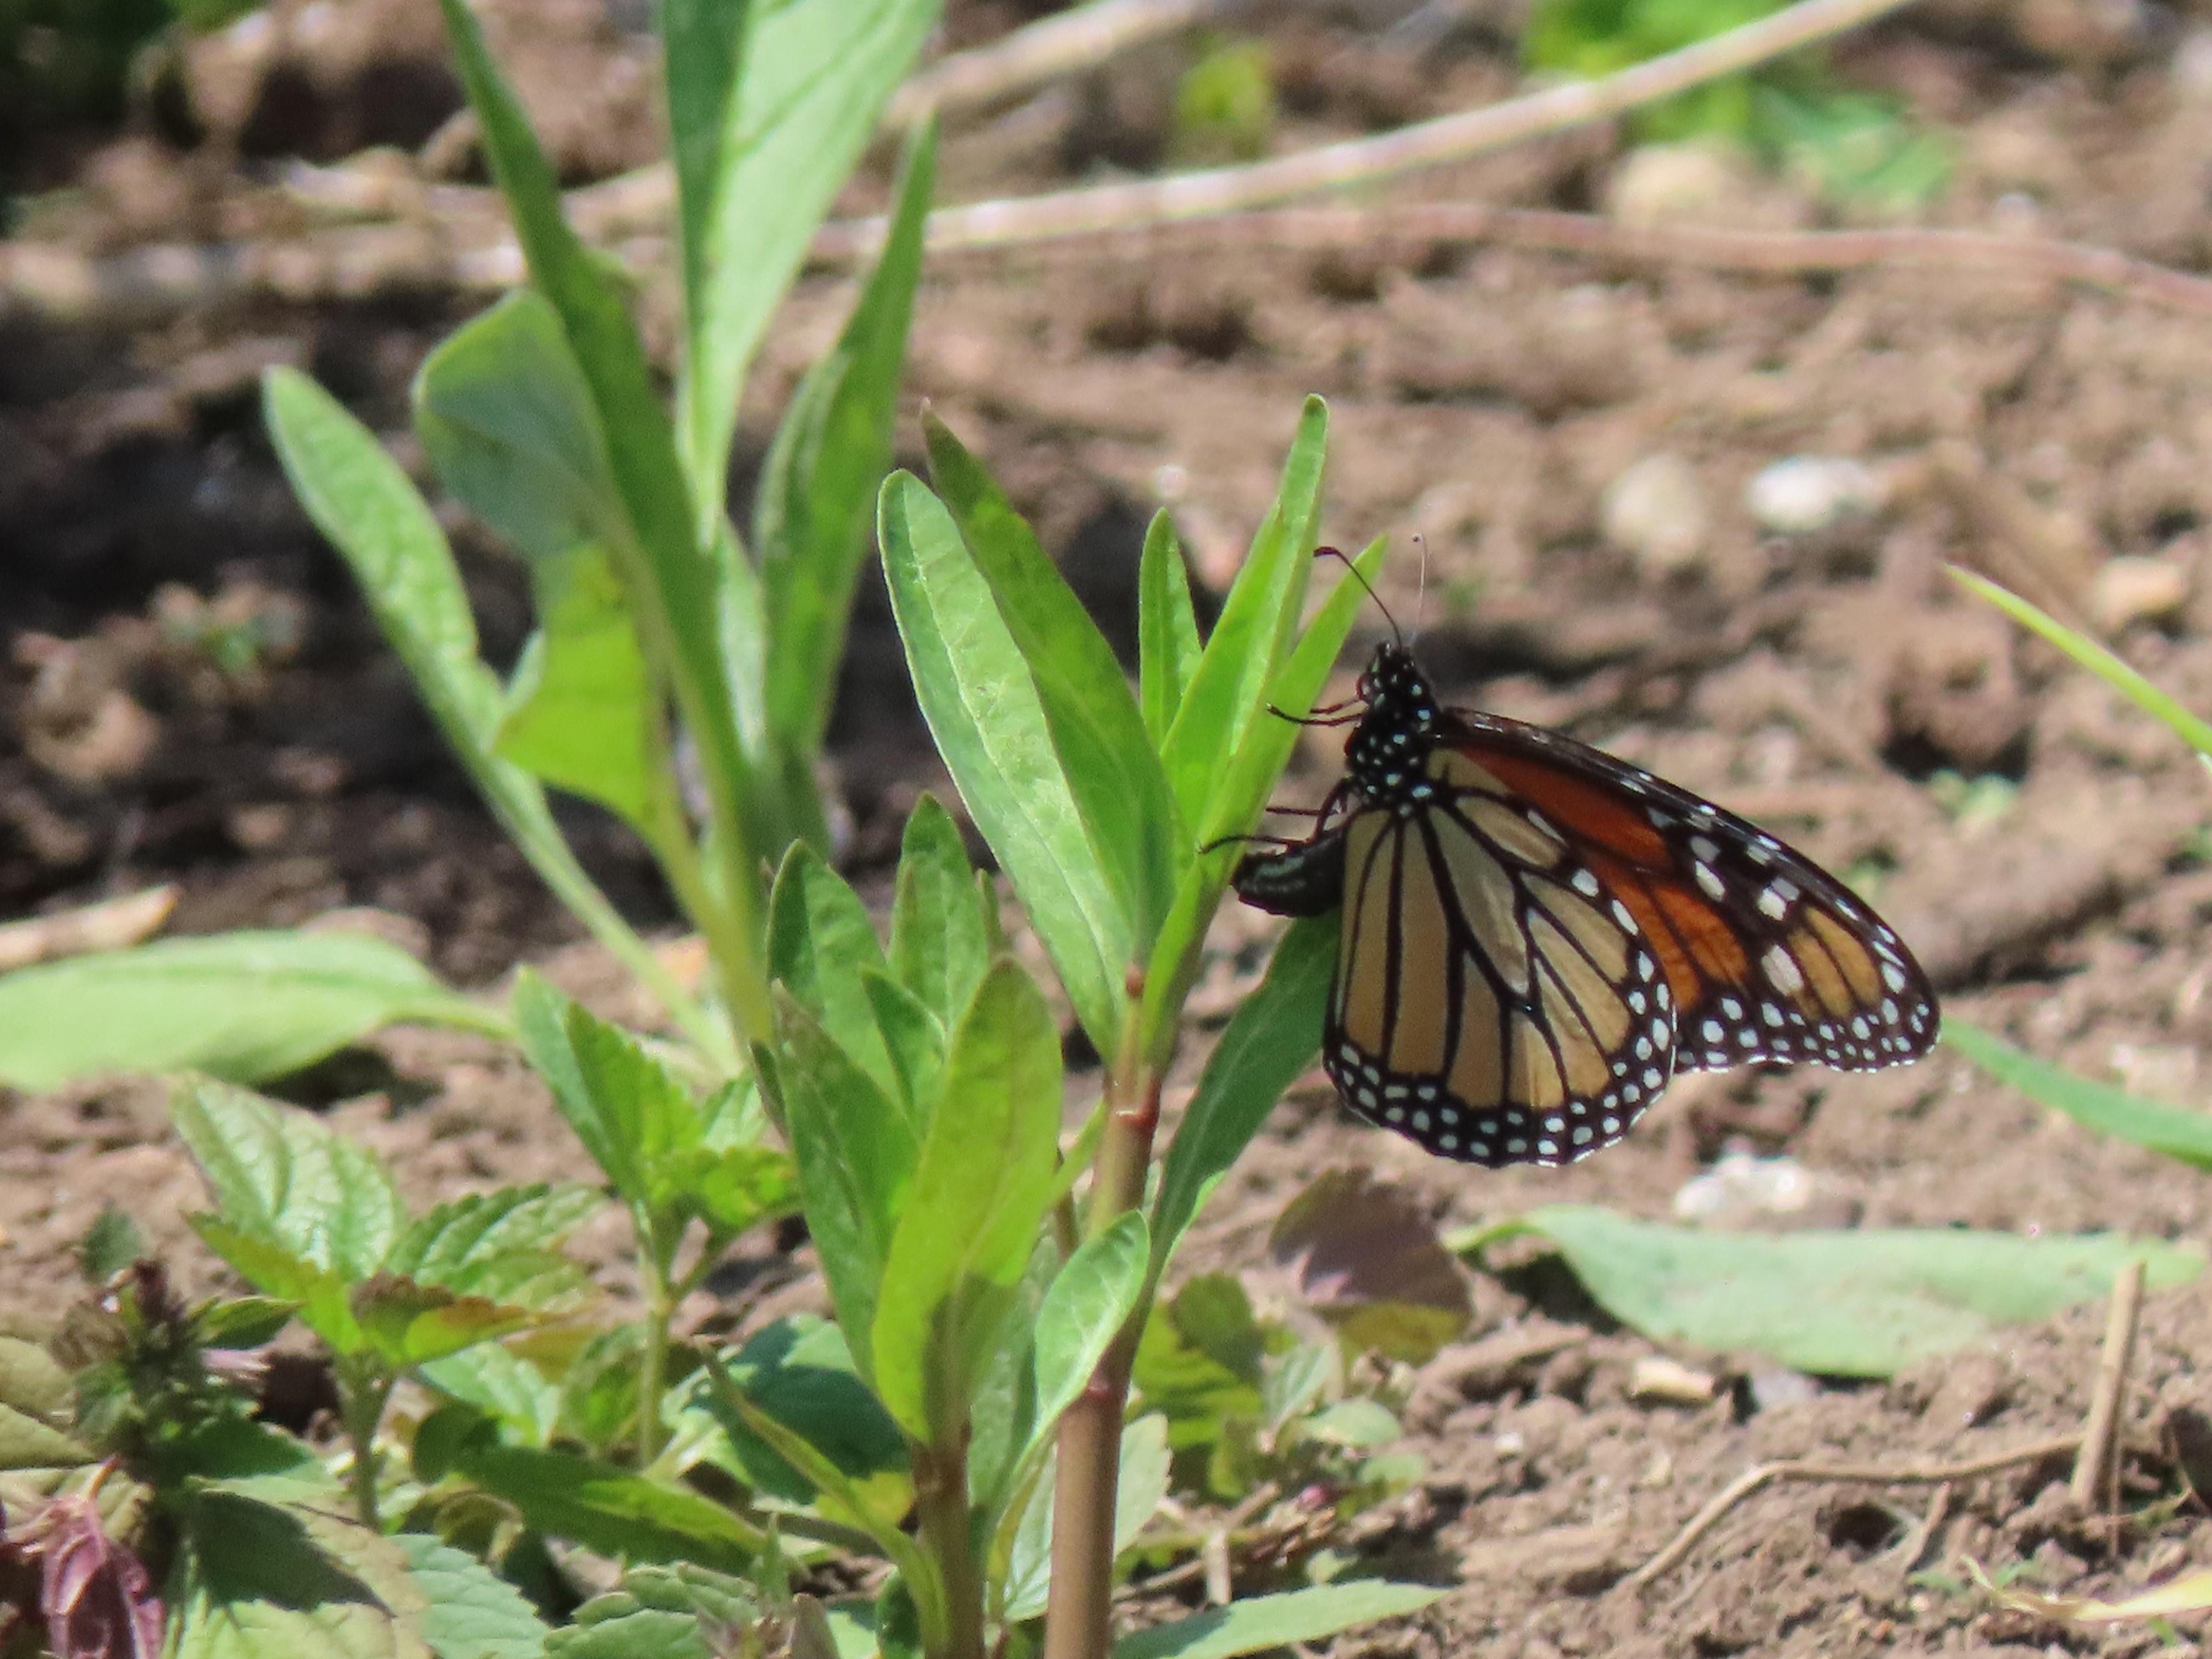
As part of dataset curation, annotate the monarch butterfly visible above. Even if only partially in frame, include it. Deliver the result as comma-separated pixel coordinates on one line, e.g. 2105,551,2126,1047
1232,622,1938,1168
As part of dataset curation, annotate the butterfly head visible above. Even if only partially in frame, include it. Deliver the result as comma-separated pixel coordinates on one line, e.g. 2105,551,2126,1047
1344,641,1440,806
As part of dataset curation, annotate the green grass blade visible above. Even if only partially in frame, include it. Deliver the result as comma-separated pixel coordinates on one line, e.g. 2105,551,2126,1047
758,124,936,761
1950,566,2212,757
924,412,1184,951
879,471,1131,1051
1944,1018,2212,1170
671,0,940,515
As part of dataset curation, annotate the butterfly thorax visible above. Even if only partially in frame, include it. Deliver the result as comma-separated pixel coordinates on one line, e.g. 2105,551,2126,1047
1344,642,1443,816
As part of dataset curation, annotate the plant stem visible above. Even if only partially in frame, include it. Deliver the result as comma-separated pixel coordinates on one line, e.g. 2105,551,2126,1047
340,1367,395,1530
1040,1058,1163,1659
913,1441,986,1659
637,1222,675,1466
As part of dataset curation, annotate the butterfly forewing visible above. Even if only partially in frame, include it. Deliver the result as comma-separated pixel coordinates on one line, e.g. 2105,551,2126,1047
1450,711,1938,1076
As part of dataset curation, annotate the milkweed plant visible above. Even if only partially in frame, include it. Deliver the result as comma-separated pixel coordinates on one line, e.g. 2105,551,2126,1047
0,1,1439,1655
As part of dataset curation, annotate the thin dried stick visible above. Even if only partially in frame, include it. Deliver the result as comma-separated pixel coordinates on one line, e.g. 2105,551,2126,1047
2069,1258,2147,1512
1629,1434,2081,1589
823,0,1929,258
0,884,178,973
884,0,1242,129
886,203,2212,321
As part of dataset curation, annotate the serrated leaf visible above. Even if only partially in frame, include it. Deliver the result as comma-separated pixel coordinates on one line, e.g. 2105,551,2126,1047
390,1533,550,1659
175,1082,404,1281
446,1441,762,1572
418,1346,562,1448
351,1277,538,1369
387,1184,603,1287
189,1218,364,1355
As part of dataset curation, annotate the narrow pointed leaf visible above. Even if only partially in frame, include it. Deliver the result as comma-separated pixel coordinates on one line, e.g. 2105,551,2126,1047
870,961,1062,1443
879,471,1129,1050
1945,1018,2212,1170
1158,396,1329,827
924,413,1183,948
758,125,937,756
767,845,897,1096
888,794,993,1032
1139,511,1203,747
1112,1583,1443,1659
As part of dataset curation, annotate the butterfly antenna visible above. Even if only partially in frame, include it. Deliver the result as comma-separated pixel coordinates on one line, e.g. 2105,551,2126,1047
1314,545,1402,646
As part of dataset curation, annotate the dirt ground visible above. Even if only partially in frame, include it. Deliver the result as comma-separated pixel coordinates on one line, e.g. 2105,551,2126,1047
10,0,2212,1651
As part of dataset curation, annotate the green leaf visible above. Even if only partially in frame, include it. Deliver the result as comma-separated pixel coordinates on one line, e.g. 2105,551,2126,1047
0,1401,90,1470
1271,1168,1471,1365
419,1346,562,1447
1112,1583,1443,1659
353,1277,538,1369
670,0,940,512
887,794,993,1033
1945,1019,2212,1170
1951,567,2212,758
703,1315,910,1517
1131,1276,1264,1451
447,1439,764,1571
1029,1212,1149,1468
175,1081,404,1280
767,845,897,1098
1152,917,1334,1273
391,1533,550,1659
774,995,919,1366
386,1184,603,1291
758,124,937,758
1138,512,1203,747
81,1202,144,1282
171,1485,432,1659
190,1217,366,1354
496,549,658,831
863,970,946,1125
438,0,756,891
516,975,731,1226
0,930,498,1090
1138,534,1380,1065
879,471,1131,1051
547,1564,762,1659
263,368,501,750
924,413,1183,951
413,290,624,565
1158,396,1328,830
1483,1206,2204,1377
870,960,1064,1444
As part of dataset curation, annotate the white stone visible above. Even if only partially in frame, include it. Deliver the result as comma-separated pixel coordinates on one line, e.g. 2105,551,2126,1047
1745,455,1886,538
1602,452,1709,578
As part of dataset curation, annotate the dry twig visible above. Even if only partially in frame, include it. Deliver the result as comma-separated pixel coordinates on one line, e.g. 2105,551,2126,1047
2069,1258,2147,1514
1628,1434,2082,1589
0,884,178,973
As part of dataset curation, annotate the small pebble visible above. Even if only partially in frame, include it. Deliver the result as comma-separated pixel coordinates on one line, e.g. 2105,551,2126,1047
1630,1356,1719,1405
1744,456,1886,538
1602,453,1709,579
2089,554,2188,631
1673,1150,1815,1223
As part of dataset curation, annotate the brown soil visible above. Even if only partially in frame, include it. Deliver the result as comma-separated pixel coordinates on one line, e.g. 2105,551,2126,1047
10,0,2212,1652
